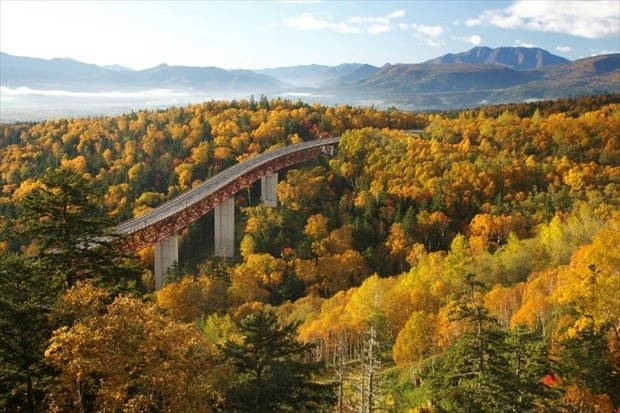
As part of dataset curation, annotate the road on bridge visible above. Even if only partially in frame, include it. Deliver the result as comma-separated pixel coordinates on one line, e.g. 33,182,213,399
114,137,340,251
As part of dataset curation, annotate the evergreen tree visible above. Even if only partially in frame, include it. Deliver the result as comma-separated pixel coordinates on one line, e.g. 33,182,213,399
429,274,558,412
557,326,614,401
221,307,336,412
430,325,514,412
17,168,142,292
506,325,559,412
0,253,56,412
163,260,184,285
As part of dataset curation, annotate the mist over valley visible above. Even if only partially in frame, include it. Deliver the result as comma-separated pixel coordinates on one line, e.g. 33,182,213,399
2,47,618,122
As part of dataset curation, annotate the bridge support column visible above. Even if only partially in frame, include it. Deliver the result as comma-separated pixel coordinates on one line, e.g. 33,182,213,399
154,234,178,290
214,197,235,257
261,172,278,207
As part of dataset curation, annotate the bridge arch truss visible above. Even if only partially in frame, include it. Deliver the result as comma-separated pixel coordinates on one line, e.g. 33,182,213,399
115,137,340,252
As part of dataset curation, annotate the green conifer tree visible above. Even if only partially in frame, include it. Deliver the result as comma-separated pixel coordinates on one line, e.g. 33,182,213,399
429,273,558,412
221,307,336,412
17,168,142,292
0,253,56,412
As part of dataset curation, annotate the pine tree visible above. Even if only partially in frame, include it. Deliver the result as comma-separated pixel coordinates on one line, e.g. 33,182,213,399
506,325,559,412
221,307,336,412
429,324,514,412
436,323,559,412
0,253,56,412
429,273,558,412
557,326,614,403
17,168,142,292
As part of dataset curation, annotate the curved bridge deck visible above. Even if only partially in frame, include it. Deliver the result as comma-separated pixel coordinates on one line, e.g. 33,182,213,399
116,137,340,251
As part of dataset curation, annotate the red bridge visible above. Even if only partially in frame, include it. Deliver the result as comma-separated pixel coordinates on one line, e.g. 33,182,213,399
113,137,340,287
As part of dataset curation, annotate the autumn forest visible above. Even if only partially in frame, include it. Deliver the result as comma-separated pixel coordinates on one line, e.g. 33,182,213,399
0,93,619,412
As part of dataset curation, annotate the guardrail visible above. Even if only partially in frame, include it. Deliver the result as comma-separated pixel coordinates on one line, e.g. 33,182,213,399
115,137,340,251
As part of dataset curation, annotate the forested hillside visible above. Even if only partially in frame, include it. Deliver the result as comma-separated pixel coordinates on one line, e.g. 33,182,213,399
1,94,619,412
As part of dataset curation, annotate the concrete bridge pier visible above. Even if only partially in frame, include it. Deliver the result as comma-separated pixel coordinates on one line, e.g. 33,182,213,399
261,172,278,207
154,234,179,290
214,197,235,257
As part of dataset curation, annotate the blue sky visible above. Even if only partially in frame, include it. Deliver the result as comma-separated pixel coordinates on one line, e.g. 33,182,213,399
1,1,618,70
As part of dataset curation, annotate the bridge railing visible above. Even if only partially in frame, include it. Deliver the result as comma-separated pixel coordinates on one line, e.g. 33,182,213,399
113,137,340,248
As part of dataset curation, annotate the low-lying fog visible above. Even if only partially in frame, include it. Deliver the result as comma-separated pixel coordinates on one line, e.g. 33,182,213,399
0,87,376,122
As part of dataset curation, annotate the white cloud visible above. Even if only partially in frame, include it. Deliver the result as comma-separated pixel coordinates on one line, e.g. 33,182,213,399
282,9,446,44
410,24,444,47
590,50,619,56
386,10,406,20
368,25,391,35
283,13,360,33
556,46,572,53
412,24,443,38
454,34,482,45
466,1,620,39
283,10,405,35
469,35,482,45
515,39,537,48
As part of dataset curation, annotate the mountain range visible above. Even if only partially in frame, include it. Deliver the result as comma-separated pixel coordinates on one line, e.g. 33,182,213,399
1,46,619,120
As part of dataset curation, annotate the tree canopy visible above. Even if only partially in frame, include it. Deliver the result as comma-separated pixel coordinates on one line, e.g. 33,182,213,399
1,94,618,412
221,307,336,412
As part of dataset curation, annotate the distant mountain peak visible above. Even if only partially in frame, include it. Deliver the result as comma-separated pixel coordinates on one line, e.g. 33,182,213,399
255,63,367,87
1,50,617,119
0,52,285,92
102,64,135,72
426,46,569,69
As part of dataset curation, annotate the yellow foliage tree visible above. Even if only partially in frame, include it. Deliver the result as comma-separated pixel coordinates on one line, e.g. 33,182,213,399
484,283,524,329
60,155,88,175
46,286,230,412
393,310,438,385
551,214,620,337
510,269,557,336
345,274,396,338
304,213,329,241
228,253,287,304
385,222,412,273
156,276,228,323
